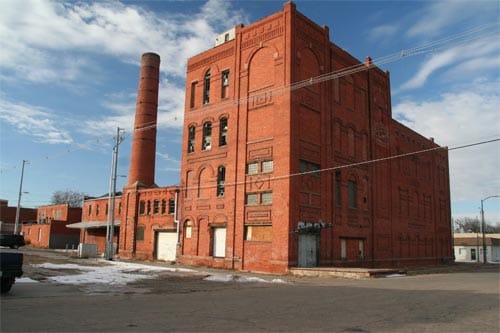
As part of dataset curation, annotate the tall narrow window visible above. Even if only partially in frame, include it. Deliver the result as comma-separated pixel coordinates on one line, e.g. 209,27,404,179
168,199,175,215
147,200,151,215
137,226,145,241
139,200,145,215
203,69,211,104
161,199,166,214
217,166,226,197
153,200,159,214
188,126,195,153
88,204,92,216
118,202,122,215
348,180,357,208
190,82,196,108
105,203,109,215
221,70,229,99
96,204,100,216
219,117,228,146
202,122,212,150
335,171,341,206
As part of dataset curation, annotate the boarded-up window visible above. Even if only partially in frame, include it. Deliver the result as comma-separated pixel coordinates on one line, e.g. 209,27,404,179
246,193,258,206
185,221,192,239
137,226,145,241
245,225,272,241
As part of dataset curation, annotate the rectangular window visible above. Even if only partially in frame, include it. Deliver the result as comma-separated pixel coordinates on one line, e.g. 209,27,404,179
261,192,273,205
335,171,341,206
262,160,273,173
221,70,229,99
105,204,108,216
88,204,92,216
340,238,346,260
299,159,320,177
219,117,228,146
202,122,212,150
153,200,159,214
139,200,145,215
146,200,151,215
185,225,192,239
136,226,145,241
96,204,100,216
161,200,166,214
348,180,357,208
244,225,272,241
168,199,175,215
118,202,122,215
245,193,258,206
190,82,196,108
188,126,195,153
247,162,259,175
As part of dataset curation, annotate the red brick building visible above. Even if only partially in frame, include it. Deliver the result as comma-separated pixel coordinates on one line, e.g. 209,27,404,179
0,199,37,234
22,203,81,249
177,3,452,273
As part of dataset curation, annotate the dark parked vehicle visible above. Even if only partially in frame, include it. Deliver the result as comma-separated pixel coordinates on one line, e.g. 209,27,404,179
0,234,25,293
0,234,25,249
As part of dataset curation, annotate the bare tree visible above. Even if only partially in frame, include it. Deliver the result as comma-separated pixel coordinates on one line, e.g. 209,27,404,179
454,217,500,233
50,190,86,207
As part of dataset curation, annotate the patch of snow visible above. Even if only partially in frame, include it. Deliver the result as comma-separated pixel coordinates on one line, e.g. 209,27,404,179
32,260,196,286
16,277,39,283
385,274,406,278
204,274,289,284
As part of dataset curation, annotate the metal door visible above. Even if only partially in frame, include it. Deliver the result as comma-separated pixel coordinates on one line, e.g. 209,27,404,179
298,234,319,267
156,231,177,261
213,227,226,258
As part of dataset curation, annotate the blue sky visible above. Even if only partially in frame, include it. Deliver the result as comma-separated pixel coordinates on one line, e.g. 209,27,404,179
1,0,499,224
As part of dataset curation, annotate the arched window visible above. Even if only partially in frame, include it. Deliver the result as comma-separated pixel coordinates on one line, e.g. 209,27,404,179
219,117,228,146
203,69,211,104
217,166,226,197
202,122,212,150
188,126,195,153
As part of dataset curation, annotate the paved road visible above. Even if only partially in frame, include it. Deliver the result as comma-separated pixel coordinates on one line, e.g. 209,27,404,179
1,249,499,332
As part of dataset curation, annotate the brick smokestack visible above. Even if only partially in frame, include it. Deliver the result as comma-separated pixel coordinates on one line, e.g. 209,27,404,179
127,52,160,187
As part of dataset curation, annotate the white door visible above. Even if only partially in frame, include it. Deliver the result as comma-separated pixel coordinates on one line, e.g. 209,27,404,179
156,232,177,261
213,228,226,257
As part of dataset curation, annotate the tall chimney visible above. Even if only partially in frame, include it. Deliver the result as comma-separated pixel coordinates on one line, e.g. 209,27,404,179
127,52,160,187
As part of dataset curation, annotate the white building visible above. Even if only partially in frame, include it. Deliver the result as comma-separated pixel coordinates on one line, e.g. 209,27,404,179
453,233,500,263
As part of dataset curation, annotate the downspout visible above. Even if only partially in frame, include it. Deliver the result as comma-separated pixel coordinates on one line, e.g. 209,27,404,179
174,189,180,244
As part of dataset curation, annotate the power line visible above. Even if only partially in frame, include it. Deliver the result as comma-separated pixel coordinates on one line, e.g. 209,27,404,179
181,137,500,192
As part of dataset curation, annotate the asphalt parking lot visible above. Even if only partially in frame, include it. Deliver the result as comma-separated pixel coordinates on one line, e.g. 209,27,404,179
1,248,499,332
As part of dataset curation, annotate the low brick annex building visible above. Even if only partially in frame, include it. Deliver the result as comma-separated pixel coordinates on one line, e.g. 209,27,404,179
176,2,452,273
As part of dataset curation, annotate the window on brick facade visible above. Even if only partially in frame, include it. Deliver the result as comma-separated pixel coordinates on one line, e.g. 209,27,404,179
137,226,145,241
188,126,195,153
96,204,100,216
335,171,342,206
262,160,273,173
190,81,196,108
261,192,272,205
185,221,192,239
247,162,259,175
299,160,320,177
161,199,166,214
105,203,108,215
221,70,229,99
118,202,122,215
217,166,225,197
202,122,212,150
219,117,227,146
153,200,159,214
348,180,357,208
139,200,145,215
168,199,175,215
245,193,258,206
203,69,210,104
88,204,92,216
147,200,151,215
244,225,272,241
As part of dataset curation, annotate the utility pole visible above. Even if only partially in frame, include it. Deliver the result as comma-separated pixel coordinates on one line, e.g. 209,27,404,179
480,195,500,264
14,160,28,235
106,127,124,260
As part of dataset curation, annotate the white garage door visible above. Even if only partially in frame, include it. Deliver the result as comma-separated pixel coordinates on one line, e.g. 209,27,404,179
213,227,226,258
156,232,177,261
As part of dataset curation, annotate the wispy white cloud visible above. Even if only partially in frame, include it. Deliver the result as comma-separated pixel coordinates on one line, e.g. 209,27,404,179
367,23,400,43
0,99,73,144
394,79,500,202
399,37,500,91
0,0,246,84
406,1,497,38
